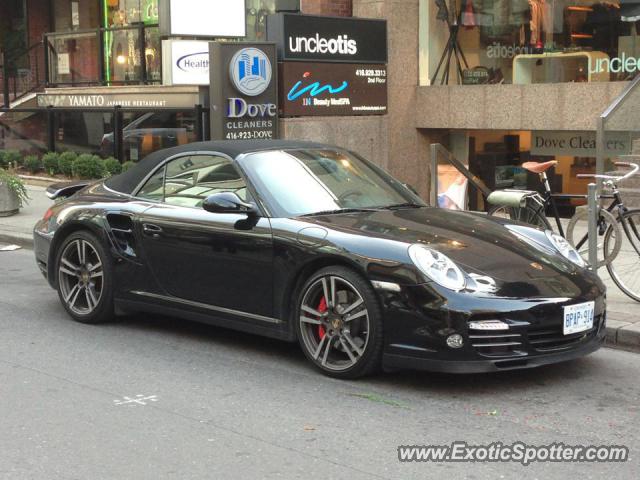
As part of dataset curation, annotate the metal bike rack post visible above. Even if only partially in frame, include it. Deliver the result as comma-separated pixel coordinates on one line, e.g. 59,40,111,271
587,183,599,270
430,144,438,207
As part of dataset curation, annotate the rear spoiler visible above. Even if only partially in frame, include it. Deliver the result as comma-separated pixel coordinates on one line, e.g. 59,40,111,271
46,180,92,200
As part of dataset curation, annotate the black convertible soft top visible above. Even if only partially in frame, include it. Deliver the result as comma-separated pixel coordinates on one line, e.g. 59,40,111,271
104,139,332,195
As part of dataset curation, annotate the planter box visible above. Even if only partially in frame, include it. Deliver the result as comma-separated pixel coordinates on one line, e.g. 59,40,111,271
0,182,20,216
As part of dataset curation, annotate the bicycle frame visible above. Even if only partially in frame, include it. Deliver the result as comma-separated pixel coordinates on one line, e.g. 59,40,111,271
553,180,640,258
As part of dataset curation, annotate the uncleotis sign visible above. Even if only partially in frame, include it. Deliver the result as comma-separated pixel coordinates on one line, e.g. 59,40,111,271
267,13,387,64
210,42,278,140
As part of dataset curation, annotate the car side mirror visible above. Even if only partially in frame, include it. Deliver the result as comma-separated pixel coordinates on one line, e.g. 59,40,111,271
203,192,257,216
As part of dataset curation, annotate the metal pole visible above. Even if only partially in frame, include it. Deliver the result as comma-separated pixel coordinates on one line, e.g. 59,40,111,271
194,104,203,141
430,143,439,207
2,51,10,107
43,36,50,87
138,24,146,85
46,105,55,152
596,116,605,194
113,105,123,163
587,183,598,270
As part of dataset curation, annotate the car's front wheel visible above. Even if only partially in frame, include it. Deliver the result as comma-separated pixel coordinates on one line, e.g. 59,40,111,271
295,266,383,379
56,230,114,324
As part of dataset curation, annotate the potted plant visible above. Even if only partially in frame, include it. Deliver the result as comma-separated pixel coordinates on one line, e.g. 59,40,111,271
0,168,29,216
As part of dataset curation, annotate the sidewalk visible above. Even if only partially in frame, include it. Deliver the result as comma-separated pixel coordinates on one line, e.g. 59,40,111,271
0,184,51,247
1,184,639,353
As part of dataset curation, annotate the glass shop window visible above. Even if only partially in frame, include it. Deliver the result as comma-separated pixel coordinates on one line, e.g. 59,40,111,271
427,0,640,85
105,0,159,27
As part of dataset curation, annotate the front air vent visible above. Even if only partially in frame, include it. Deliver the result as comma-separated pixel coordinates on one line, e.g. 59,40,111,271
106,213,137,257
468,323,525,358
528,316,600,352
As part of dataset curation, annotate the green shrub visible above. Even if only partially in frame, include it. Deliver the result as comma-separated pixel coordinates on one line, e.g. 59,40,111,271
121,161,135,172
3,150,22,168
0,151,7,169
0,168,29,207
42,152,60,176
73,154,96,179
72,154,107,179
92,155,107,178
23,154,41,174
103,157,122,176
58,152,77,177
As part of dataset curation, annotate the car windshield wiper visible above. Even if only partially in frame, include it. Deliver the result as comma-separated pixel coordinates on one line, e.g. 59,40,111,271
299,208,378,217
379,202,424,210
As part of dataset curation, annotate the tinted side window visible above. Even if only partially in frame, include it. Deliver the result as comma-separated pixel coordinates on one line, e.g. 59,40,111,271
136,166,165,201
162,155,248,208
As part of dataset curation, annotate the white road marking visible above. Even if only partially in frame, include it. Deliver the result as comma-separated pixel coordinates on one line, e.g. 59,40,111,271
114,394,158,406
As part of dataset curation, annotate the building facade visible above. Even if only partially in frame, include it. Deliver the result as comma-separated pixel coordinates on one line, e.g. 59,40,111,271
2,0,638,204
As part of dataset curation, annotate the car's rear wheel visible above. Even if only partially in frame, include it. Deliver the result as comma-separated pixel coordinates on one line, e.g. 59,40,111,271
295,266,383,379
56,230,114,324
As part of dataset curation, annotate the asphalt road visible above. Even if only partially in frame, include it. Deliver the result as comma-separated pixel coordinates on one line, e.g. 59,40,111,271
1,246,639,480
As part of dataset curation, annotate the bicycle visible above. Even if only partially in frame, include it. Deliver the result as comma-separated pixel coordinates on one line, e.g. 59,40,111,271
487,160,640,301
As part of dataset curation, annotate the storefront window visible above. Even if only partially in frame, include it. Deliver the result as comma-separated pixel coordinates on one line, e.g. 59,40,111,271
48,31,101,85
0,0,26,55
105,0,158,27
451,130,638,214
427,0,640,84
145,27,161,82
106,28,142,83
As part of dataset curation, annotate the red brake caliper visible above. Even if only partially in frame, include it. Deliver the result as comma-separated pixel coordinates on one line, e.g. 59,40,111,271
317,296,327,339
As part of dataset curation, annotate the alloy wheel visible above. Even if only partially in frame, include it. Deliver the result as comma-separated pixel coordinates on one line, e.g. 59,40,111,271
298,275,370,372
58,239,104,316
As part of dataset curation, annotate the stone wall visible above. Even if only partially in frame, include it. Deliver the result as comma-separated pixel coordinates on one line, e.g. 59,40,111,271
280,116,388,169
415,82,629,131
301,0,352,16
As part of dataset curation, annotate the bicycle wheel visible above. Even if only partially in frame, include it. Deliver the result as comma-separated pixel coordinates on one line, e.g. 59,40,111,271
605,209,640,302
488,204,551,230
566,207,621,269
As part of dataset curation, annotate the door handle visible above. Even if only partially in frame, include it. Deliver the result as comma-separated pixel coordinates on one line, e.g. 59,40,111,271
142,223,163,237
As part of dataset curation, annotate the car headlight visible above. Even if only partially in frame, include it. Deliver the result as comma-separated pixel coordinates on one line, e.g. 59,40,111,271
408,244,466,291
545,230,586,267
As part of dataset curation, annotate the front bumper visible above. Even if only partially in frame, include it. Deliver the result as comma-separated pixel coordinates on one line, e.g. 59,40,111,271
377,277,607,374
383,319,605,373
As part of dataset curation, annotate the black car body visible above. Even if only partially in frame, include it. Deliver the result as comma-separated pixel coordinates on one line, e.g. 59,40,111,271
34,140,606,378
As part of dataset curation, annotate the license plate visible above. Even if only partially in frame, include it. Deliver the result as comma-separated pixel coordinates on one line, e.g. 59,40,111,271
563,301,595,335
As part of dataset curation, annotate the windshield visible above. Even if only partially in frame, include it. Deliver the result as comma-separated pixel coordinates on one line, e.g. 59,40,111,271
238,149,425,217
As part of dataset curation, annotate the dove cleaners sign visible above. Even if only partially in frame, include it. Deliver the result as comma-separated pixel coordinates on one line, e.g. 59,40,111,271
210,42,279,140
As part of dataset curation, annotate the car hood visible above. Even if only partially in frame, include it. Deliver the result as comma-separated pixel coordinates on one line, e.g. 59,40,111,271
305,207,591,297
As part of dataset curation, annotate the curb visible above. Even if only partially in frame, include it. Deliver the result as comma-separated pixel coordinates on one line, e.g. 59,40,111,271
605,316,640,354
1,228,639,354
0,231,33,249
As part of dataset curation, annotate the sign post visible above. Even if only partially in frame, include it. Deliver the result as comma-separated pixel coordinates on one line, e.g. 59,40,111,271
209,42,279,140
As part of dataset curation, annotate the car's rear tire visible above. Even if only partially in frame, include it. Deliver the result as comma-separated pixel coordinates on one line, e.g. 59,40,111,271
295,266,383,379
55,230,114,324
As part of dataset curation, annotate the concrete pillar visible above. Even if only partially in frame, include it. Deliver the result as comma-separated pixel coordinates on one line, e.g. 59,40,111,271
353,0,432,198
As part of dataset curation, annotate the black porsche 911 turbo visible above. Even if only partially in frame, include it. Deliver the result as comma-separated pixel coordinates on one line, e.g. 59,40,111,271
34,140,606,378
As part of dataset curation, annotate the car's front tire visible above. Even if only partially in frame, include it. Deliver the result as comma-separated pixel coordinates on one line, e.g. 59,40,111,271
295,266,383,379
55,230,114,324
